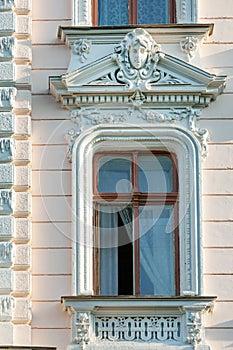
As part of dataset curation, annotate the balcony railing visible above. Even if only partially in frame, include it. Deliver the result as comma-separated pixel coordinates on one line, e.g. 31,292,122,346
61,296,216,350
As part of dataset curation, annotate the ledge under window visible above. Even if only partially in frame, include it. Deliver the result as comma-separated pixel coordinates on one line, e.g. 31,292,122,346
62,295,216,350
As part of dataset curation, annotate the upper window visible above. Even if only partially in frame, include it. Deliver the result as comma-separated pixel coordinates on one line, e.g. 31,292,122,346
92,0,176,26
93,151,179,296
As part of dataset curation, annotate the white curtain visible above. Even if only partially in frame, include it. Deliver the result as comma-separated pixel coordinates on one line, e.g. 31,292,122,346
139,206,175,295
100,206,118,295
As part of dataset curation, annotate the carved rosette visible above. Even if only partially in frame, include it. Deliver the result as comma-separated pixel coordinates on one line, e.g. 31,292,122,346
180,36,198,61
73,39,92,63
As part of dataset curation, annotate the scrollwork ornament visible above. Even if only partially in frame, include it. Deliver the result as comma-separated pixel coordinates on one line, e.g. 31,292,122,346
188,107,209,158
187,312,202,349
74,312,90,350
73,39,92,63
113,28,162,89
180,36,198,62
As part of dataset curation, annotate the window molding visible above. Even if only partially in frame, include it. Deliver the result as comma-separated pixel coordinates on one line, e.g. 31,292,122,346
71,124,202,296
72,0,198,25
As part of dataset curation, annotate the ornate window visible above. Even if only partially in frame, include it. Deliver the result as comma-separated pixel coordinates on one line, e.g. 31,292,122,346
50,26,225,350
92,0,176,26
73,0,198,26
93,151,179,296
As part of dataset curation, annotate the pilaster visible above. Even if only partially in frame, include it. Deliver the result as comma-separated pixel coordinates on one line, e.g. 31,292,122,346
0,0,31,345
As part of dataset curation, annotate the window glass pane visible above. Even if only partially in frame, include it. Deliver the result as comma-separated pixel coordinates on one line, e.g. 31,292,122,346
99,206,133,295
98,156,132,192
138,155,173,192
139,205,175,295
98,0,129,25
138,0,169,24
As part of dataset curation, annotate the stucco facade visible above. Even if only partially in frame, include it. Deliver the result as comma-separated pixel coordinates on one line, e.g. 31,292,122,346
0,0,232,350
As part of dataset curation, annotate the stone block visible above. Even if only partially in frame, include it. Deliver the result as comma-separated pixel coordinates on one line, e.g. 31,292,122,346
15,165,31,189
14,244,30,269
14,191,31,215
0,268,14,293
14,323,31,345
0,163,14,187
15,89,31,113
0,0,15,11
0,242,14,267
0,62,15,82
16,15,31,37
0,189,13,215
15,115,31,137
16,39,31,61
0,113,15,135
14,297,31,323
0,216,15,240
15,140,31,164
15,217,31,242
14,271,31,296
16,64,31,85
0,13,15,34
0,322,14,344
15,0,32,13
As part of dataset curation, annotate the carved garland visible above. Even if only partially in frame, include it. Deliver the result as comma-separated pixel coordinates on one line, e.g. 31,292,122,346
65,106,208,161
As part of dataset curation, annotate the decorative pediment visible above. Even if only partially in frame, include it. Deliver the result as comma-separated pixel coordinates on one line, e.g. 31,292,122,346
50,27,226,159
51,28,225,110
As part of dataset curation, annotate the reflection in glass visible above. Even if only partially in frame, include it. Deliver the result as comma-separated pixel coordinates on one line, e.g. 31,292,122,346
138,156,173,192
98,157,132,193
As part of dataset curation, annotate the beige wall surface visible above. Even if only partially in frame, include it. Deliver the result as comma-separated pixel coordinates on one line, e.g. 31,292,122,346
32,1,72,349
31,1,233,350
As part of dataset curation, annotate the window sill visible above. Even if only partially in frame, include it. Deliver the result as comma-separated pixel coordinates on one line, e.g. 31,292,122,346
62,295,216,350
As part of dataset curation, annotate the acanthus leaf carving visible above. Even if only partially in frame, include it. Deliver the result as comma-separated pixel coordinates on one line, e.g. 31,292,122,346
65,106,207,161
0,242,14,267
0,295,15,321
0,87,17,108
0,0,15,11
188,108,208,158
0,190,13,214
0,37,15,58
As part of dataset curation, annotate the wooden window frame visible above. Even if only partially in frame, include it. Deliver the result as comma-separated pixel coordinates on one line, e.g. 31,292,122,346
92,0,176,26
93,151,180,296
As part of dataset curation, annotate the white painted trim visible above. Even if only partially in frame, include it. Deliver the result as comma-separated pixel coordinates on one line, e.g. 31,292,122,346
72,124,202,297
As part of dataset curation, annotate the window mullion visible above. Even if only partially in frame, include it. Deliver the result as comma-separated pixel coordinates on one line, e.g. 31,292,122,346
133,202,140,295
128,0,138,24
